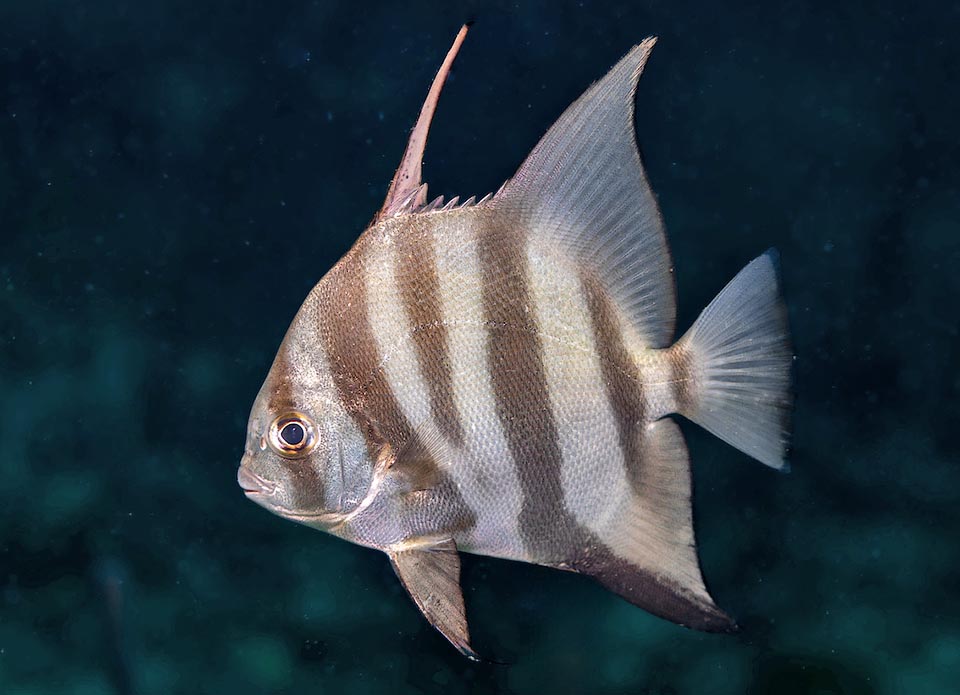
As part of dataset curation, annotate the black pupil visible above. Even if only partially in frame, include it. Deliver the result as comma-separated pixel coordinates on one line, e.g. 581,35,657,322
280,422,305,446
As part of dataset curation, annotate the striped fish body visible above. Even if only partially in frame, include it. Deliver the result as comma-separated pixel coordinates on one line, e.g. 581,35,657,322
319,209,684,562
238,30,792,659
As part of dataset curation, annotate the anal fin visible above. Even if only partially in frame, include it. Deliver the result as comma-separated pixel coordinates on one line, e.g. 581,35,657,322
388,539,479,659
572,418,736,632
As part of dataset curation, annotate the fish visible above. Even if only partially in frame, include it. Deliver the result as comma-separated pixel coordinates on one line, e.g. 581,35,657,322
237,24,792,659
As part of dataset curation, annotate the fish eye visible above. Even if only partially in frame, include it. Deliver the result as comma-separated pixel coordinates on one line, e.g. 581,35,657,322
268,413,317,458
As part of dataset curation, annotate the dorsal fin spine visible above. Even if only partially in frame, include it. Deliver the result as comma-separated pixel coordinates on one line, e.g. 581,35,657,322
377,25,470,220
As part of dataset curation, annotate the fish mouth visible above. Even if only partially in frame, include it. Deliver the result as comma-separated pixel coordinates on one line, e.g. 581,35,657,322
237,467,277,497
236,466,342,529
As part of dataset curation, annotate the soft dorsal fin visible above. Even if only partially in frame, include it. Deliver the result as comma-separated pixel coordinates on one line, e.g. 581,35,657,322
493,38,677,348
377,24,470,220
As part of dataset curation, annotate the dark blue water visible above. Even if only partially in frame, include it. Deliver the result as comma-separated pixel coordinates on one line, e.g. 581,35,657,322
2,2,958,693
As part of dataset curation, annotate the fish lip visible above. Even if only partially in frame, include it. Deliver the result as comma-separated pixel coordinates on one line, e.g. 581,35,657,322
237,467,277,496
236,466,343,528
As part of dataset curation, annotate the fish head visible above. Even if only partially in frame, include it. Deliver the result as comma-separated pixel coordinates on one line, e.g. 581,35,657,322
237,291,374,529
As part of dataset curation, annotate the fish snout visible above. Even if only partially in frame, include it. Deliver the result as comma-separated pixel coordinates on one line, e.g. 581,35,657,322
237,466,277,497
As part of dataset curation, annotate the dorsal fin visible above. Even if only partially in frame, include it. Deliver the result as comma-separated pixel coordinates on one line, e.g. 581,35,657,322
493,38,677,348
377,24,470,221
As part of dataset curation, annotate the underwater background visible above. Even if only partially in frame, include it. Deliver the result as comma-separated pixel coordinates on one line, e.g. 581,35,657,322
1,1,958,693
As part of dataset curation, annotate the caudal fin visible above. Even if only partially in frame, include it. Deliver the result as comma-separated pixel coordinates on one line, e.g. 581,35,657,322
673,250,792,470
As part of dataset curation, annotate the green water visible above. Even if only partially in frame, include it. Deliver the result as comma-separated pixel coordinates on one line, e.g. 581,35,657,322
1,1,958,693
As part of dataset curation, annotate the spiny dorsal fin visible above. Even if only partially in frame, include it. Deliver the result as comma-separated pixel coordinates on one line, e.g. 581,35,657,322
422,195,446,213
400,192,494,216
392,183,430,216
388,539,479,660
492,37,678,348
377,24,470,221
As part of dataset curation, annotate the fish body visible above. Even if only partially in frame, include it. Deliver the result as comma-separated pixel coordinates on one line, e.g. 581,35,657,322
238,28,792,658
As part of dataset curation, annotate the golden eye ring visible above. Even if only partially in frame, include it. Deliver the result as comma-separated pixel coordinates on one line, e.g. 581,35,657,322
268,413,317,458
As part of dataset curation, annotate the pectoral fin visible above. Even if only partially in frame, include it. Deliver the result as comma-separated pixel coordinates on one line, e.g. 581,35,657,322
388,539,478,659
385,429,444,494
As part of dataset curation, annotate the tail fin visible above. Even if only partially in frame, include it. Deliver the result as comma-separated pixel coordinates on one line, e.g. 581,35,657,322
673,250,792,470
